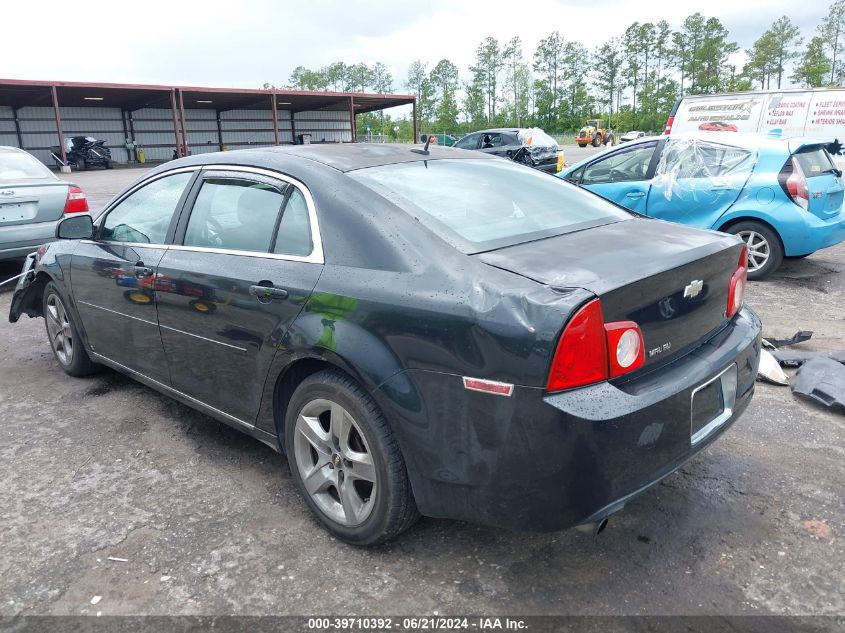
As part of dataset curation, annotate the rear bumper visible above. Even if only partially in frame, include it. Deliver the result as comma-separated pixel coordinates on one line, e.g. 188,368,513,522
790,210,845,256
0,220,57,261
377,307,762,531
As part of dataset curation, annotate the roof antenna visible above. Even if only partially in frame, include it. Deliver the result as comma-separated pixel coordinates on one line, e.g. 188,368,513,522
411,135,431,155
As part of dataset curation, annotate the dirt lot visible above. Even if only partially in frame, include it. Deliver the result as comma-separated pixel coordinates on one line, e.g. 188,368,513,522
0,162,843,619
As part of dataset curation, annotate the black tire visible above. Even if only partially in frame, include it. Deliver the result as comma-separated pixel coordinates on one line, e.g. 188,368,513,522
578,143,587,148
76,157,86,171
42,281,100,377
723,221,784,280
592,133,602,147
285,369,419,545
104,160,113,169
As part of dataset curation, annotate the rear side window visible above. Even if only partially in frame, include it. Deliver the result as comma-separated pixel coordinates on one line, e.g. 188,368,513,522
660,141,755,179
184,178,286,253
273,188,313,256
794,148,837,177
349,158,630,252
0,150,54,181
101,172,192,244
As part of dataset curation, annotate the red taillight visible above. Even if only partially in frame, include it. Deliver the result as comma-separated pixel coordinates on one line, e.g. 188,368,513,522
604,321,645,379
546,298,646,392
727,246,748,319
63,185,89,214
663,115,674,135
785,157,809,210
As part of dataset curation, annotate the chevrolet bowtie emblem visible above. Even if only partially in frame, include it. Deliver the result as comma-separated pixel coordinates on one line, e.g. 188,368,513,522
684,279,704,298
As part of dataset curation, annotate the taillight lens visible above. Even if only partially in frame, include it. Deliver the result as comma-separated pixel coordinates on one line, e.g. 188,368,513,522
785,157,809,210
63,185,89,214
546,299,646,392
663,115,674,135
726,246,748,318
604,321,645,379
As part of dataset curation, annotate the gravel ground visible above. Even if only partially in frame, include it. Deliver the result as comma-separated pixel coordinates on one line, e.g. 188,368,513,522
0,162,842,619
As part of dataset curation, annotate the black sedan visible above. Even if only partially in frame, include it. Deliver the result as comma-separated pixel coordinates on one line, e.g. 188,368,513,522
452,128,563,173
9,144,762,545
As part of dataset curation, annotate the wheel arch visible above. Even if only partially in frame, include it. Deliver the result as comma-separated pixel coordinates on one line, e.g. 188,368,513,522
13,270,54,320
716,214,785,253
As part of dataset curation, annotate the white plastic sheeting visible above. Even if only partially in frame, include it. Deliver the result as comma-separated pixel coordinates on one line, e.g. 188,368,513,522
652,138,757,201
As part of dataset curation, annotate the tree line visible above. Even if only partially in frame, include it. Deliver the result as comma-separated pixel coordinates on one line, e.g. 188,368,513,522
269,1,845,137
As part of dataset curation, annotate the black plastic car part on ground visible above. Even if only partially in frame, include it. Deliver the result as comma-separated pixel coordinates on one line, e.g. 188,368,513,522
8,143,761,544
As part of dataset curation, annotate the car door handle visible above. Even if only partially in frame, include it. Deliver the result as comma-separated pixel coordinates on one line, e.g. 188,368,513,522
625,191,646,198
133,264,153,278
249,284,289,302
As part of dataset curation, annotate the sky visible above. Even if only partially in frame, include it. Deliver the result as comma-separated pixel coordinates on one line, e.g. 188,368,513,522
3,0,832,116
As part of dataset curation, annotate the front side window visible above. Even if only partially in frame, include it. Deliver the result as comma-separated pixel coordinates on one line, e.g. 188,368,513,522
101,171,193,243
581,143,657,185
453,134,479,150
349,158,631,252
183,177,286,253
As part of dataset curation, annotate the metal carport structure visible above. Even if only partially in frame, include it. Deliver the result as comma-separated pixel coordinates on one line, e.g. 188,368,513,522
0,79,416,167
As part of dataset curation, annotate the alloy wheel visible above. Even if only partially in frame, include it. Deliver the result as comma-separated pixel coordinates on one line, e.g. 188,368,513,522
293,398,377,526
45,293,73,366
736,230,770,273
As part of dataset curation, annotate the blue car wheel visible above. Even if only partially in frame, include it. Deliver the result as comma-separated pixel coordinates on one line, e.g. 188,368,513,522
724,221,784,280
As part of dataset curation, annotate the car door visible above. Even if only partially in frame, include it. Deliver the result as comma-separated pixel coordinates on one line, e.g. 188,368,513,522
646,140,752,229
577,141,660,213
70,169,196,384
453,133,481,150
478,132,520,158
154,168,323,424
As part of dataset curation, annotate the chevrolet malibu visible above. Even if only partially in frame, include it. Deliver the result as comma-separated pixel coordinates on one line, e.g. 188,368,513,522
9,144,762,545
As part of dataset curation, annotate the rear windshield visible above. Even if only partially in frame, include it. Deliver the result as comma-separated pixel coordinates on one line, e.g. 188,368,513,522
794,148,838,177
0,150,55,181
349,158,631,252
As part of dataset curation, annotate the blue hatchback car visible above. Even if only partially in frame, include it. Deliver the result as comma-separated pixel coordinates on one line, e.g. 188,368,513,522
559,133,845,279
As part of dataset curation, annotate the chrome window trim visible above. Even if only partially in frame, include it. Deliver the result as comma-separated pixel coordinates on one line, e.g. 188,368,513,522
94,166,202,229
91,163,324,265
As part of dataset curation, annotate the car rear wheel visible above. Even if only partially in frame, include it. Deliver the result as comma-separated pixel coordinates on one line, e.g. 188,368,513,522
285,369,419,545
725,221,783,280
43,282,100,376
75,157,86,171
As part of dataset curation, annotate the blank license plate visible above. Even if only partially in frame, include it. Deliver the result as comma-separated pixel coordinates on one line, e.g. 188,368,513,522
690,365,737,445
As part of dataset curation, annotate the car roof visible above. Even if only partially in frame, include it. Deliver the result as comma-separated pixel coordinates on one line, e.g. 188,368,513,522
172,143,496,173
468,128,522,134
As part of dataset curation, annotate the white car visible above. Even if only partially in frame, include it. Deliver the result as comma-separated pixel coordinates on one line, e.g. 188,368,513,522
620,131,646,143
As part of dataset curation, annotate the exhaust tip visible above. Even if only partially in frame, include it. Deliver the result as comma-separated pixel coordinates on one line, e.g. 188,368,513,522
575,517,609,536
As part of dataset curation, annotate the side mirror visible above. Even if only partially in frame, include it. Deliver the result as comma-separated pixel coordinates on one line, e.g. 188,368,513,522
56,214,94,240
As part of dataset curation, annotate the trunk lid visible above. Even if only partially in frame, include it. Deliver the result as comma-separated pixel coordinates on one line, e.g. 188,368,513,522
0,181,69,225
477,218,743,369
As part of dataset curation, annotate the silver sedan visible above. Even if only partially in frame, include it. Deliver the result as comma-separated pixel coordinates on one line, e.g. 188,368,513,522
1,146,88,260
